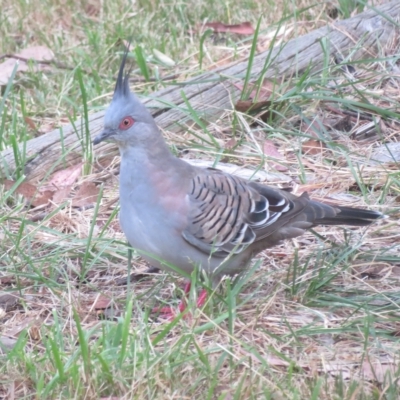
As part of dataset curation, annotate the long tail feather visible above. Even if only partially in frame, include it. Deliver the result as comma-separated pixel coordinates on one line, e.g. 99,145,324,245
314,206,384,227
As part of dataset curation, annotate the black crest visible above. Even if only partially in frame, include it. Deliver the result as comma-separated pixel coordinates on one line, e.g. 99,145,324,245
114,42,132,99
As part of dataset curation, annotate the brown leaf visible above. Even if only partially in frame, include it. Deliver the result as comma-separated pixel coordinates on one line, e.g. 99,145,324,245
234,80,275,121
85,0,101,17
235,100,271,113
225,137,237,149
263,140,288,172
204,21,254,35
72,182,99,207
0,46,54,86
47,162,83,189
3,179,36,197
29,190,54,207
248,79,274,101
24,116,37,131
28,325,41,341
0,276,14,285
263,140,282,159
93,296,112,310
15,46,54,62
302,139,325,155
52,185,73,204
233,79,275,101
2,179,53,206
360,359,398,383
0,58,29,85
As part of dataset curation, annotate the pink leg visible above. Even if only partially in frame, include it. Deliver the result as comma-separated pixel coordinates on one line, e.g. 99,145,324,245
152,281,207,320
177,281,191,312
151,281,191,318
196,288,208,308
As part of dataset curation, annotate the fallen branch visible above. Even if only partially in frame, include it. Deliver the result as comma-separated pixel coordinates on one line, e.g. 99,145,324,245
1,0,399,182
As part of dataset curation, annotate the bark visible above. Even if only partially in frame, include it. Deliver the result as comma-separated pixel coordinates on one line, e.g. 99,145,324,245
1,0,399,182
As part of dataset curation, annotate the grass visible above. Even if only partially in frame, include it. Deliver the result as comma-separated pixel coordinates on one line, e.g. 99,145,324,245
1,0,400,398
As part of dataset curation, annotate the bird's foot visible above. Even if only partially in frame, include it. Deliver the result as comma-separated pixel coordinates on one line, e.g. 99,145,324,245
152,282,207,321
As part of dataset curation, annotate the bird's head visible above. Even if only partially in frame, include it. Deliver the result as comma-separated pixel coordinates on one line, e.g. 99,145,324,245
93,48,157,147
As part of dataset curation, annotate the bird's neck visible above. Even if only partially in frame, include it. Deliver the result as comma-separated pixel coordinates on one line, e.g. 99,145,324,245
119,136,182,185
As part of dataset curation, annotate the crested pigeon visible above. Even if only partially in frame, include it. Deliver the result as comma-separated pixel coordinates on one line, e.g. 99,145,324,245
94,50,383,317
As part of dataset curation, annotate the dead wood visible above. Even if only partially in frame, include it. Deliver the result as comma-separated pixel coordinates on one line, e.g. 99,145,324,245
1,0,399,182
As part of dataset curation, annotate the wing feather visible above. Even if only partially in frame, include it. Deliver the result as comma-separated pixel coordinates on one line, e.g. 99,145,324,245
182,168,296,256
182,167,380,258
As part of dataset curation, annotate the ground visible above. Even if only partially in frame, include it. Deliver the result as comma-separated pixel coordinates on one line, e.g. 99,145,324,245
0,0,399,399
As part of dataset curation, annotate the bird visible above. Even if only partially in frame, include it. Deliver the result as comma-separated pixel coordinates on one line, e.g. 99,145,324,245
93,49,384,318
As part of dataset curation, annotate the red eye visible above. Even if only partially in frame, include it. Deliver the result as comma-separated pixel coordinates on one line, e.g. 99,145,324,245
119,116,135,130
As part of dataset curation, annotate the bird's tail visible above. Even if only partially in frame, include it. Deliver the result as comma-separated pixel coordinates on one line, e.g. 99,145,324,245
313,205,384,227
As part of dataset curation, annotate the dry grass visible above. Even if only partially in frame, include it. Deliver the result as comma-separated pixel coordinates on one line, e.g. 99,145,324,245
1,0,400,399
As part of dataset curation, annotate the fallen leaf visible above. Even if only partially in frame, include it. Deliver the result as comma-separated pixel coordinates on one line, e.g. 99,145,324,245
263,140,282,159
2,179,53,206
234,79,276,121
263,140,288,172
15,45,54,62
0,46,54,85
204,21,254,35
360,359,398,383
52,185,73,204
225,137,237,149
0,58,29,85
235,99,271,113
302,139,325,155
248,79,275,101
28,325,41,341
0,276,14,285
72,182,99,207
47,162,83,189
24,116,37,131
93,296,112,310
3,180,36,197
85,0,101,17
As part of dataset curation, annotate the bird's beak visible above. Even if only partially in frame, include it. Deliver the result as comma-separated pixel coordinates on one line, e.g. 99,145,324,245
93,128,116,145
